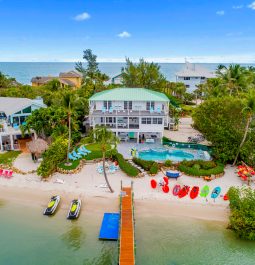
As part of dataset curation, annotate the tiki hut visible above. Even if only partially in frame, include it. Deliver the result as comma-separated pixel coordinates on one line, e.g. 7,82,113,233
27,138,49,161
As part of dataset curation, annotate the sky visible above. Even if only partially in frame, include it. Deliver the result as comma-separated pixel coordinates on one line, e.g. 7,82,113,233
0,0,255,63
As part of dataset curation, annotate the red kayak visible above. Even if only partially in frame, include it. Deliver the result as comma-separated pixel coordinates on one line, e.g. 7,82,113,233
190,186,199,199
178,185,190,198
173,184,181,196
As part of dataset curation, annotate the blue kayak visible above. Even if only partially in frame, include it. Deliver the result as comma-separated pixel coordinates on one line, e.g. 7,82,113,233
211,187,221,199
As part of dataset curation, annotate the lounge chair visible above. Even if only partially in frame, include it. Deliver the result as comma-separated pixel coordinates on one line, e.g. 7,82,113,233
77,148,87,156
68,153,78,161
72,151,82,159
80,145,92,153
5,170,13,179
150,107,154,114
0,169,3,177
102,107,106,113
13,123,19,130
97,167,104,174
109,106,113,113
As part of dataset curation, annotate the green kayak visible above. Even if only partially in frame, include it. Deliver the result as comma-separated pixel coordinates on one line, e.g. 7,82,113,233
200,185,210,197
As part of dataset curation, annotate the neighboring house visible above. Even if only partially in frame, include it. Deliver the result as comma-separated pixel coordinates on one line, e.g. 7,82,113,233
31,70,82,88
88,88,170,143
111,73,123,85
176,62,215,92
0,97,46,151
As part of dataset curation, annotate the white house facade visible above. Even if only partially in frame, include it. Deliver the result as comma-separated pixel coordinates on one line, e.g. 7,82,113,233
176,62,215,92
88,88,170,143
0,97,45,151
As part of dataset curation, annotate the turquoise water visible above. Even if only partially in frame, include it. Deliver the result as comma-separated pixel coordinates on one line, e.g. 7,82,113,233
138,148,195,161
0,62,219,84
1,200,255,265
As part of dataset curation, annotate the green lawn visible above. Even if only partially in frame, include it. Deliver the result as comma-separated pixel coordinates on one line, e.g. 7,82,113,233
0,151,21,167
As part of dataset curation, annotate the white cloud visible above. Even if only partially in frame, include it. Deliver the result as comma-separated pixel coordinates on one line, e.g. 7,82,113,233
216,10,225,16
118,31,131,38
248,1,255,9
232,5,244,9
74,12,91,21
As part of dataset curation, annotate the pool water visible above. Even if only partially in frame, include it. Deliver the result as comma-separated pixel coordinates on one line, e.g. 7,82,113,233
138,148,195,162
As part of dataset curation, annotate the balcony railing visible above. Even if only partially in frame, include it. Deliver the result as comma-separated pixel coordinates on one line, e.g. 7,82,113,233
94,123,140,129
90,109,166,117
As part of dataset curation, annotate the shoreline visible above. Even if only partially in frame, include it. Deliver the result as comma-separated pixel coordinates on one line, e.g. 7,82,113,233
0,185,229,223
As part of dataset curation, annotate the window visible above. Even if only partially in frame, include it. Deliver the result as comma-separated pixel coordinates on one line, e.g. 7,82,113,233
15,111,21,115
101,117,104,123
162,104,165,111
186,85,190,88
103,101,107,109
153,118,157,124
146,118,151,124
201,76,205,80
124,101,128,110
108,101,112,109
129,101,132,110
184,77,190,80
158,118,163,124
151,101,155,110
142,118,146,124
146,102,150,111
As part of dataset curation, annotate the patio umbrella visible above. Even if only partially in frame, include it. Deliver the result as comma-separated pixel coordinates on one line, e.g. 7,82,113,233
150,179,157,189
27,138,49,157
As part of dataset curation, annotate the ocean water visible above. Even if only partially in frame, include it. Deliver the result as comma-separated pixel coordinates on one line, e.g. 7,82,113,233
1,200,255,265
0,62,235,85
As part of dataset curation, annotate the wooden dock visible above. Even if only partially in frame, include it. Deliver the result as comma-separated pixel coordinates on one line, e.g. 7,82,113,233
119,186,135,265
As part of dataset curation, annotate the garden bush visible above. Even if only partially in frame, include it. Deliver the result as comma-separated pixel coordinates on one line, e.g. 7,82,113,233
113,153,139,177
178,160,224,176
164,160,172,167
132,157,154,171
228,187,255,240
37,137,68,178
149,162,159,174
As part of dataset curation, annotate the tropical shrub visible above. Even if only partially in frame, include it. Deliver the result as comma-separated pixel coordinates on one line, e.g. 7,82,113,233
132,157,154,171
178,160,224,176
114,153,139,177
228,187,255,240
164,160,173,167
37,137,68,178
193,97,245,163
0,151,21,167
149,163,159,174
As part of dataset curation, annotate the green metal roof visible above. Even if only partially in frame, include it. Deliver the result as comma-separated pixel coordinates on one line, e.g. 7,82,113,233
89,88,169,102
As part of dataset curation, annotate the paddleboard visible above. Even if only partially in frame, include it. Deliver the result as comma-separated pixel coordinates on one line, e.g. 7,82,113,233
173,184,181,196
200,185,210,198
178,185,190,198
211,186,221,199
190,186,199,199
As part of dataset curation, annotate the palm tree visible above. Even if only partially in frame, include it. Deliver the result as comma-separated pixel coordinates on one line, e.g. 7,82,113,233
91,126,119,193
63,92,77,165
233,90,255,165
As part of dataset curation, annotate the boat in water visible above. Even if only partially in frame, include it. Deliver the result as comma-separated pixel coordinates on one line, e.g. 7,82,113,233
43,195,61,215
67,199,81,219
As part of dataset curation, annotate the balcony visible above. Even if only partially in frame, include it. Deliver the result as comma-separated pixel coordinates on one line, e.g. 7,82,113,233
93,122,139,130
90,109,166,117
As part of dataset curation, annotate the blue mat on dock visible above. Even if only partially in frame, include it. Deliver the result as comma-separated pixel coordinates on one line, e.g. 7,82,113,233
99,213,120,240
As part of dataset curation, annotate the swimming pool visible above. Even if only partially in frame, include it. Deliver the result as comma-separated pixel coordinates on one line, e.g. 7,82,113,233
138,147,209,162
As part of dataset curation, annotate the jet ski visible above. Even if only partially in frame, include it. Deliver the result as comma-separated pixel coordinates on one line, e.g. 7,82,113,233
67,199,81,219
43,195,61,215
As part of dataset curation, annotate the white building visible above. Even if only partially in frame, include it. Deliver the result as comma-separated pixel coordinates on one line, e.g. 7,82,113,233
111,74,123,85
176,62,215,92
0,97,45,151
88,88,170,143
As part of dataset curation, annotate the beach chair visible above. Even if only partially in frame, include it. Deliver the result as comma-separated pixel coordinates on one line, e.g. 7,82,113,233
102,107,106,113
68,153,78,161
109,106,113,113
72,151,82,159
80,145,92,153
97,167,104,174
150,107,154,114
13,123,19,130
77,148,87,156
0,169,3,177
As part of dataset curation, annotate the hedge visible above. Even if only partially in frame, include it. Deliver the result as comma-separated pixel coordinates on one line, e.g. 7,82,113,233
37,137,68,178
133,157,160,174
178,160,224,176
114,153,139,177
